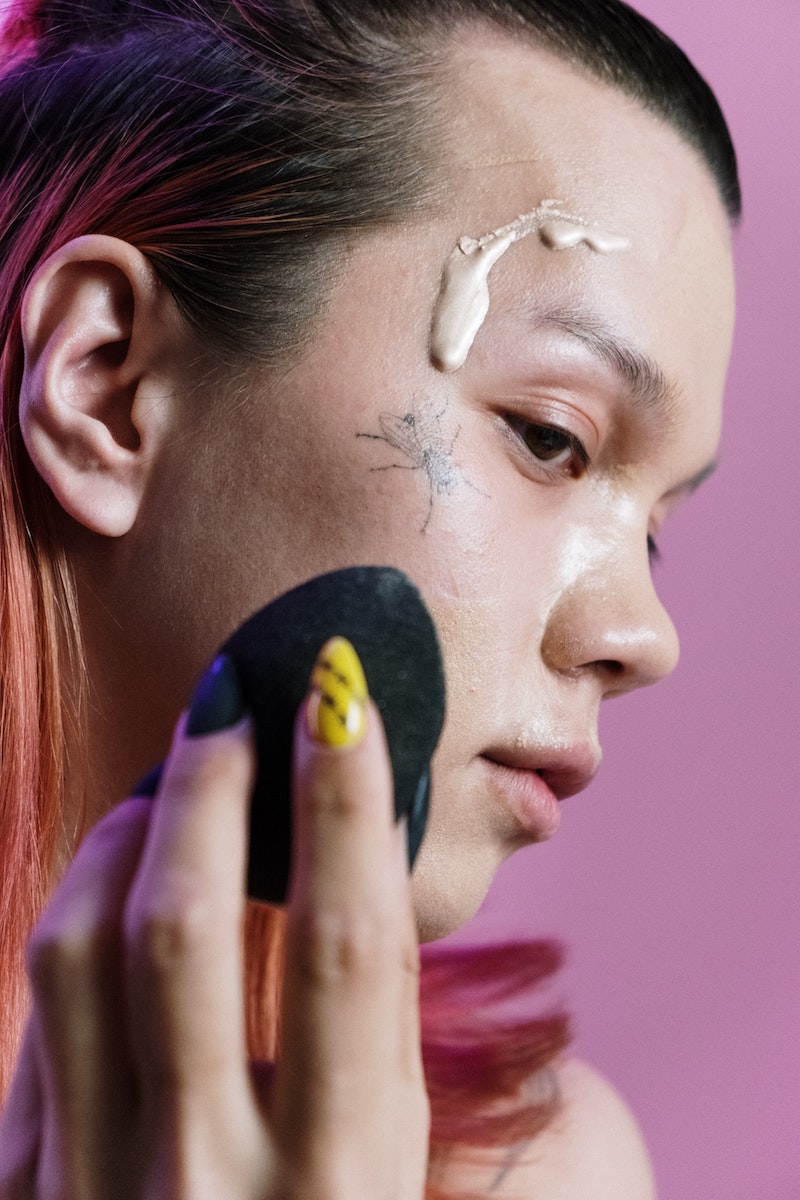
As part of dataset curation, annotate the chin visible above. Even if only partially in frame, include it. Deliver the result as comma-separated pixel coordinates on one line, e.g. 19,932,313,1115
410,845,500,943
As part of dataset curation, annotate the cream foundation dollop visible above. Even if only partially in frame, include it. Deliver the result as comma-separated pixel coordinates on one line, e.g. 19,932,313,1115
429,199,630,372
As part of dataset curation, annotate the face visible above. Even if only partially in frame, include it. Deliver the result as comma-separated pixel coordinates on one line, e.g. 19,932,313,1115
133,32,735,939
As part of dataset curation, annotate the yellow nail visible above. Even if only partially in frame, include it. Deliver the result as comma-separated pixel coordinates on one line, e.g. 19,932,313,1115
307,637,369,748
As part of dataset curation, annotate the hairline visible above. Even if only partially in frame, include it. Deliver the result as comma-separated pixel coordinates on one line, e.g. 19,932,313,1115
426,17,738,229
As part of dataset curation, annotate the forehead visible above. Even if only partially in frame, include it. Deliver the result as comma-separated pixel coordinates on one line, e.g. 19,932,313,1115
431,30,735,413
439,28,721,220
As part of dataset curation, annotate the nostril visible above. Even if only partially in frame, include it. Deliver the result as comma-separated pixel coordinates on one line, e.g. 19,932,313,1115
595,659,626,677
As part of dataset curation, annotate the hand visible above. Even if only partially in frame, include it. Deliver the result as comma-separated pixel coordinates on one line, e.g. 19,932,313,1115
0,653,430,1199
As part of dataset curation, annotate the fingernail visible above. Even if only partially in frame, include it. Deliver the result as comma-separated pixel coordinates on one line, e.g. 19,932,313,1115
307,637,368,748
186,655,245,737
406,770,430,868
130,762,164,798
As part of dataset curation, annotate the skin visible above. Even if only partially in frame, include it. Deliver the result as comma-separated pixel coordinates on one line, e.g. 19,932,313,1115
3,28,734,1200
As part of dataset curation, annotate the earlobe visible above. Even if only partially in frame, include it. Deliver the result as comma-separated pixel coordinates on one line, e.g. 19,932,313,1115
19,235,178,537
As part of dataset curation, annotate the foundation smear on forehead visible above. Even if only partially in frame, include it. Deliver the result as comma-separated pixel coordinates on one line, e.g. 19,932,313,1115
429,199,630,373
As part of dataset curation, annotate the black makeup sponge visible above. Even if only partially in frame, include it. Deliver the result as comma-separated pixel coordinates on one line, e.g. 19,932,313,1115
219,566,446,904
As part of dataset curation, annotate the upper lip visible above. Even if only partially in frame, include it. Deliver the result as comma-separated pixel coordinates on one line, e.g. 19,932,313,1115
480,741,602,801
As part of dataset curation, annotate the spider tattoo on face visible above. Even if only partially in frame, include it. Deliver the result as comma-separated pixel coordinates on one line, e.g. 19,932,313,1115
357,398,481,531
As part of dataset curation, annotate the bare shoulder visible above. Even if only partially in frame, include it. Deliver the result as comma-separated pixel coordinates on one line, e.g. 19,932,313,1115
433,1058,657,1198
508,1059,657,1200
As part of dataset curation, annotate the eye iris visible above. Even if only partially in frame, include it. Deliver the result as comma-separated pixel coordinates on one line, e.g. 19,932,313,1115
524,424,570,461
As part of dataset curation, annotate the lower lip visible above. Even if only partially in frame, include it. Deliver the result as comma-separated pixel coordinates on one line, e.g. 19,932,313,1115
479,756,561,842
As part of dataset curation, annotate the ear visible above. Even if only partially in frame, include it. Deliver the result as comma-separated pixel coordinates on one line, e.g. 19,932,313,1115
19,235,186,537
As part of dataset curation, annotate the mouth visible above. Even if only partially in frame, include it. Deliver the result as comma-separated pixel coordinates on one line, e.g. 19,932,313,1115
478,742,601,842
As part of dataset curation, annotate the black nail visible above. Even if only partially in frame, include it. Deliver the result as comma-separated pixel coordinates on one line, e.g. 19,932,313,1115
406,770,430,870
186,655,245,737
130,762,164,798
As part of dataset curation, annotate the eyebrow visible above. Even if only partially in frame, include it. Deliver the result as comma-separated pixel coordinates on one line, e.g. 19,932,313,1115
535,307,680,434
534,307,719,494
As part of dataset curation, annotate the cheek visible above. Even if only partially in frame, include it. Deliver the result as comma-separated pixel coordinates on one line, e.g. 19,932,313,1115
255,384,486,591
424,471,632,740
416,497,562,751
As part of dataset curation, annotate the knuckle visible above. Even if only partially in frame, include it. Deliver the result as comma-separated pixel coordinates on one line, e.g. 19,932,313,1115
399,935,422,982
26,920,115,994
290,905,398,988
305,774,372,825
126,875,221,976
91,793,151,843
26,926,75,991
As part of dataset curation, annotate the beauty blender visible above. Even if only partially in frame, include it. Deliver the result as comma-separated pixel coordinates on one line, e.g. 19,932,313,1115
219,565,446,904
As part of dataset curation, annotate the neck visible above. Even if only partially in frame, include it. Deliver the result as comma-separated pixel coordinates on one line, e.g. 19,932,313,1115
75,565,191,821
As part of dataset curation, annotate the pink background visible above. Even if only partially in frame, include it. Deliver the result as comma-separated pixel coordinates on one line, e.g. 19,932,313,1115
0,0,794,1193
456,2,800,1196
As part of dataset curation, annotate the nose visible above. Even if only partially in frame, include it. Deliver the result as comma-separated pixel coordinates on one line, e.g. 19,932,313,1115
540,551,680,696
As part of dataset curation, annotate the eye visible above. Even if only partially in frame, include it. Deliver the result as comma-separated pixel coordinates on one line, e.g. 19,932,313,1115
507,416,590,477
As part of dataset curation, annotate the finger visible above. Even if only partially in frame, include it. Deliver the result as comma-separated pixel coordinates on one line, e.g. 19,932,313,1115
0,1022,42,1194
22,796,151,1194
123,658,267,1174
275,640,424,1160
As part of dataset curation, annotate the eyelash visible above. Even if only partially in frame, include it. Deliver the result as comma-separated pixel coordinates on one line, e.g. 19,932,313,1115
505,415,663,565
506,416,591,479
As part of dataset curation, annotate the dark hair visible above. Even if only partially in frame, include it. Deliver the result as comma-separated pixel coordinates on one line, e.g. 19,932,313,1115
0,0,740,363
